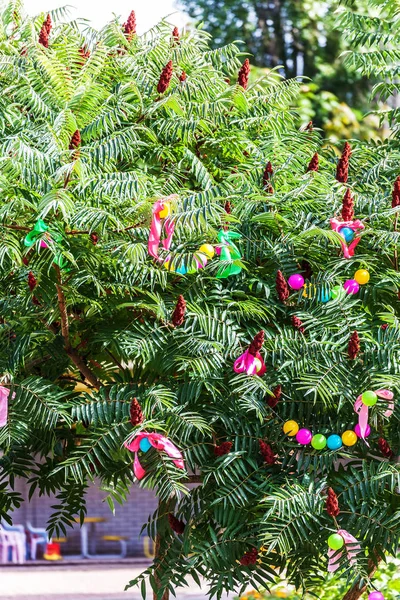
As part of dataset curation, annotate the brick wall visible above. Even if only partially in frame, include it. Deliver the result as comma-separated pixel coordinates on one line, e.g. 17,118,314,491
10,479,158,558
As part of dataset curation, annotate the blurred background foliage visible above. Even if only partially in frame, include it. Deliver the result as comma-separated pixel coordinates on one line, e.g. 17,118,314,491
177,0,387,140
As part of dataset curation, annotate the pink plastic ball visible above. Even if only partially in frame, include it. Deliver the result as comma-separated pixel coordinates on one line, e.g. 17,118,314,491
354,424,371,438
296,428,312,445
40,240,48,249
343,279,360,295
368,592,384,600
215,247,221,256
288,274,305,290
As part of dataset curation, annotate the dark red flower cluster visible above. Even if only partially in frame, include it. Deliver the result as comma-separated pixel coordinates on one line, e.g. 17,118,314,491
123,10,136,39
157,61,173,94
326,487,340,517
224,200,232,214
248,330,264,356
237,59,250,90
38,14,52,48
336,142,351,183
240,548,258,566
172,26,180,45
27,272,37,291
306,153,319,173
214,441,233,456
305,121,313,131
168,513,185,534
171,295,186,327
90,232,98,245
259,440,275,465
292,315,305,334
267,384,282,409
276,270,289,302
78,46,91,66
129,398,143,426
69,130,81,159
341,189,354,221
179,71,187,82
348,331,360,360
32,296,40,306
392,176,400,208
263,161,273,192
378,437,394,459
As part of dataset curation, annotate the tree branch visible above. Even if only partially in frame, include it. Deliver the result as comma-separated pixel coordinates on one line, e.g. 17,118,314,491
342,555,380,600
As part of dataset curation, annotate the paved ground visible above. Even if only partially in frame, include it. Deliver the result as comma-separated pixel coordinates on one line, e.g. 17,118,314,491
0,562,221,600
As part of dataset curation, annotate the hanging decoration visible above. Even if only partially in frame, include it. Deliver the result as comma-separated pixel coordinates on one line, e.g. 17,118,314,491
0,386,14,428
216,229,242,278
354,389,394,444
124,432,185,480
368,593,384,600
233,330,266,376
330,218,365,259
24,219,62,249
327,529,360,572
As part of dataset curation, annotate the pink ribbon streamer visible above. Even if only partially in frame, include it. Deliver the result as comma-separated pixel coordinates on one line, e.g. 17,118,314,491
148,196,177,262
124,432,185,480
0,386,14,428
330,218,365,259
354,389,394,445
328,529,361,572
233,350,266,377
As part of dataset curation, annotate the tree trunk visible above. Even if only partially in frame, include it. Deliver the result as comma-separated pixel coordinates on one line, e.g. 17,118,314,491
153,531,169,600
342,556,380,600
153,497,173,600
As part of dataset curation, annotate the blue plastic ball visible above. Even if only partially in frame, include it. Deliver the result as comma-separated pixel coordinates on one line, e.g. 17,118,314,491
318,290,331,303
338,227,355,243
176,265,187,275
139,437,152,453
327,434,343,451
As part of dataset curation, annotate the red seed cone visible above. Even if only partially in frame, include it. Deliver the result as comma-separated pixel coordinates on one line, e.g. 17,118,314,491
259,440,275,465
90,232,98,245
214,441,233,456
32,296,40,306
123,10,136,39
168,513,185,534
306,153,319,173
276,270,289,302
305,120,313,131
129,398,143,426
341,189,354,221
378,437,394,459
248,330,264,356
78,46,91,66
157,61,173,94
69,130,81,159
267,384,282,409
179,70,187,82
292,315,305,334
224,200,232,214
171,295,186,327
348,331,360,360
263,161,273,192
240,548,258,566
392,176,400,208
336,142,351,183
38,14,51,48
172,26,180,45
326,487,340,517
27,272,37,291
237,59,250,90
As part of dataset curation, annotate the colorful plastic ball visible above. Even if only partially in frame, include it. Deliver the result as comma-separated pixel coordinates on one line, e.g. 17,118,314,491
254,357,263,373
139,437,152,452
368,592,384,600
311,434,327,450
342,430,357,447
354,423,371,438
354,269,370,285
318,290,331,303
361,390,378,407
338,226,355,243
327,434,343,451
303,283,316,299
343,279,360,295
288,274,305,290
283,420,299,437
159,203,170,219
199,244,215,259
176,265,187,275
330,285,345,300
327,533,344,550
195,253,208,269
296,428,312,445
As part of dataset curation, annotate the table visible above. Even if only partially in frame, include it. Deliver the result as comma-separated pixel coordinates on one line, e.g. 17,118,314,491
74,517,107,558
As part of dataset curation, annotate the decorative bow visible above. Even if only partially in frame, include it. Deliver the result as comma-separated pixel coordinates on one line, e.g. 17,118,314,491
24,219,50,248
124,432,185,480
330,218,365,259
233,350,266,376
354,389,394,444
328,529,360,573
0,386,15,428
148,196,177,262
216,229,242,278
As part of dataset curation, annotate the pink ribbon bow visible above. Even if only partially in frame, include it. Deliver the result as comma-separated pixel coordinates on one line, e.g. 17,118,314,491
330,218,365,259
354,389,394,445
124,432,185,480
0,386,14,428
328,529,361,572
147,196,177,262
233,350,266,377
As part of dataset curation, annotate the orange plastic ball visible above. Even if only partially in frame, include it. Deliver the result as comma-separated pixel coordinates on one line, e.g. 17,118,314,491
283,420,299,437
159,203,171,219
354,269,370,285
341,430,357,447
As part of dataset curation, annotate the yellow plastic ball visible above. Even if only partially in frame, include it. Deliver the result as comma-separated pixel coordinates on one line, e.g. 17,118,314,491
283,420,299,437
199,244,215,259
159,203,171,219
303,283,316,299
354,269,370,285
341,430,357,447
163,261,175,272
254,357,262,373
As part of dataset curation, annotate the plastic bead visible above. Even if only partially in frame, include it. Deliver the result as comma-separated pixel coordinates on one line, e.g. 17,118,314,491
296,428,312,445
254,357,263,373
327,533,344,550
288,274,305,290
159,203,170,219
199,244,215,259
330,285,345,300
343,279,360,295
327,434,343,450
354,269,370,285
283,420,299,437
311,434,327,449
342,430,357,447
354,424,370,438
368,593,384,600
139,437,152,452
338,226,355,243
361,391,377,406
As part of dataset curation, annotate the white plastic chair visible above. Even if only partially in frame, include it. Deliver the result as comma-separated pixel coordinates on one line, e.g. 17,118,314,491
2,524,26,562
0,526,25,564
26,522,49,560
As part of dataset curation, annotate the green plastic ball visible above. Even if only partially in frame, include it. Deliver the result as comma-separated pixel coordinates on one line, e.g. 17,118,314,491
361,390,378,407
311,434,327,450
328,534,344,550
330,285,344,300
